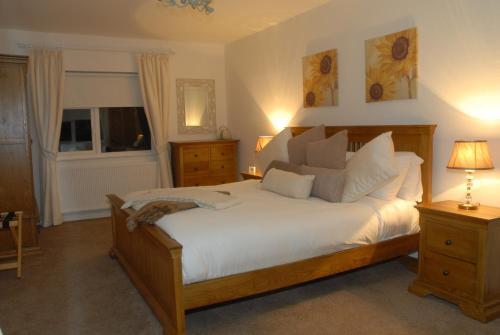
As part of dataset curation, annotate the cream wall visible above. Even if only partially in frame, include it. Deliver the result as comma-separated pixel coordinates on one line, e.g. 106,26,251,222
226,0,500,206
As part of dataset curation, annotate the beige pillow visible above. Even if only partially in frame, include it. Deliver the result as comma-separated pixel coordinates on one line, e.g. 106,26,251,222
263,160,301,178
262,168,315,199
306,130,348,169
300,165,345,202
287,125,325,165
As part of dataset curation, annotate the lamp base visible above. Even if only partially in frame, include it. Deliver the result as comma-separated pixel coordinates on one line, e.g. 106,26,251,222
458,202,480,210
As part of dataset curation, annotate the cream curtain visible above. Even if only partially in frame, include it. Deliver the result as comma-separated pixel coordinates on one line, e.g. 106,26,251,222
137,53,173,187
28,49,65,227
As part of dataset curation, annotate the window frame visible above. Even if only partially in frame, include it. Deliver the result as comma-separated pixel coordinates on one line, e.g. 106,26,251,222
57,106,154,161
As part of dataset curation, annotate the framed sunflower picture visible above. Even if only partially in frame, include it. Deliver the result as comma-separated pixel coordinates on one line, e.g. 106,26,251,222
365,28,417,103
303,49,338,108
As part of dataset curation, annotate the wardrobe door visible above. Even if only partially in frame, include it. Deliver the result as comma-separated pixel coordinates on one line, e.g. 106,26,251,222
0,56,39,253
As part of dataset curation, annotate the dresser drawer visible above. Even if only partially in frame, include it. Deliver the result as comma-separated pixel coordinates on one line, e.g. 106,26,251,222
183,175,211,187
425,220,479,262
182,146,210,163
210,144,235,160
183,161,209,175
210,159,236,175
208,174,237,185
421,251,477,297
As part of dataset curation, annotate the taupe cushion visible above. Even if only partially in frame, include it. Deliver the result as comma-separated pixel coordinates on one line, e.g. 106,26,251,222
306,130,348,169
287,125,325,165
263,160,301,178
262,168,315,199
300,165,345,202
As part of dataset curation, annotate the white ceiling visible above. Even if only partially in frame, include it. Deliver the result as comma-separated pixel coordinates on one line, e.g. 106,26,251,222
0,0,330,44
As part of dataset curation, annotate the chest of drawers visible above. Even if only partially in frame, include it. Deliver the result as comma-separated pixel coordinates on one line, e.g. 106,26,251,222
170,140,239,187
409,201,500,322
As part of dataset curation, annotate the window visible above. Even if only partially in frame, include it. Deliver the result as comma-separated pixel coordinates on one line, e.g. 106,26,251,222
58,107,151,156
59,109,93,152
99,107,151,152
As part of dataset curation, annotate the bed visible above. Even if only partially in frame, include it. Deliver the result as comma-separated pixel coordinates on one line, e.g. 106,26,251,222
107,125,436,335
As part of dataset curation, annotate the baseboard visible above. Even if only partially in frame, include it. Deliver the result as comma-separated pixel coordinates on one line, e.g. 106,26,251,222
62,208,111,222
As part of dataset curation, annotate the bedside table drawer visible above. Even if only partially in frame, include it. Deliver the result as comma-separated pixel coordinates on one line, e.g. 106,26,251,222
426,221,479,262
422,252,477,297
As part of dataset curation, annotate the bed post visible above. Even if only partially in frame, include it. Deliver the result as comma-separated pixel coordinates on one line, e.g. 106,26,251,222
107,194,186,335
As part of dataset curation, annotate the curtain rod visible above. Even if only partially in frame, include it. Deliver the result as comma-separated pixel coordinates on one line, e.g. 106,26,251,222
66,70,138,75
16,42,175,56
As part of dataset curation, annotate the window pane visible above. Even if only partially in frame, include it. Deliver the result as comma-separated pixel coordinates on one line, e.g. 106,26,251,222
99,107,151,152
59,109,93,152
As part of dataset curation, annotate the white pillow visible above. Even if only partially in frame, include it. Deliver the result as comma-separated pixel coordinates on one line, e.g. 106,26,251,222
255,128,292,173
342,132,398,203
398,154,424,202
262,168,315,199
369,154,411,200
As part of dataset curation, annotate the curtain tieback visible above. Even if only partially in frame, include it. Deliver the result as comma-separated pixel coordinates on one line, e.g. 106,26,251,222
42,149,57,161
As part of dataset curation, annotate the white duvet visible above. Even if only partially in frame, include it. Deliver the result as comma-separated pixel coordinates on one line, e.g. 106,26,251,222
155,180,419,284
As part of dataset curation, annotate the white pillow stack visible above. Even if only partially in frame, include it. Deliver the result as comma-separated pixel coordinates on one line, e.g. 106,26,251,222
342,132,398,203
255,128,292,173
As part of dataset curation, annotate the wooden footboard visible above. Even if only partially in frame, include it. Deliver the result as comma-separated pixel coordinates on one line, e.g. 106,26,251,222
107,195,186,335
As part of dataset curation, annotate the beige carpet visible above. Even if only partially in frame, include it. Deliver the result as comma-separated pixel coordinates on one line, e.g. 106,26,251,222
0,219,498,335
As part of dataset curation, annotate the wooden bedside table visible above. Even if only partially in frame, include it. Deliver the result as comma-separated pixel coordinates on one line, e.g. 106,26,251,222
240,171,263,180
409,200,500,322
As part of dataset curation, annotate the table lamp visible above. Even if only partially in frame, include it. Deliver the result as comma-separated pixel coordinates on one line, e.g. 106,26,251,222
447,140,494,210
255,136,273,152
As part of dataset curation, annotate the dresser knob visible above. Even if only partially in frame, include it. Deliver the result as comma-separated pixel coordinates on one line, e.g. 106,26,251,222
194,154,198,158
442,270,450,277
445,240,453,246
194,167,198,171
221,165,225,169
221,152,225,156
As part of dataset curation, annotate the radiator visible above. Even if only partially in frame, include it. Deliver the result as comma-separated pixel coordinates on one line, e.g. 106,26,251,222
58,159,159,214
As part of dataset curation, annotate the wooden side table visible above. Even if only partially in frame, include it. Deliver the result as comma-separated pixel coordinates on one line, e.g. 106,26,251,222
0,211,23,278
240,171,263,180
409,201,500,322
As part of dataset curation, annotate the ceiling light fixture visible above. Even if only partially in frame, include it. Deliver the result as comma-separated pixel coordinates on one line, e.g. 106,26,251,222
158,0,215,15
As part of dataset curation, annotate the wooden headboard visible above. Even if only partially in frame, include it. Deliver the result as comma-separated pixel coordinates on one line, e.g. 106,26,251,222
289,125,437,205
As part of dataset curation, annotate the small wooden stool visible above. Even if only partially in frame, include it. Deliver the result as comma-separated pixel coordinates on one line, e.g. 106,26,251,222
0,211,23,278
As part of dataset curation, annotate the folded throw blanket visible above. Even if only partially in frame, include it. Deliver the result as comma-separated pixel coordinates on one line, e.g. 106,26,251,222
122,188,241,211
122,188,241,231
126,200,198,231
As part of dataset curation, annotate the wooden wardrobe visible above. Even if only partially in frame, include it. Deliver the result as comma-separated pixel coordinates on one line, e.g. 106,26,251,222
0,55,40,255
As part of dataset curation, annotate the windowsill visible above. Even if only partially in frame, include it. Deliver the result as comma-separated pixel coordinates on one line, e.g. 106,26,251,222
57,150,155,161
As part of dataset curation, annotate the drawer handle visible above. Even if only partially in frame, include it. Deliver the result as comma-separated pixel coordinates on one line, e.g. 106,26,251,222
442,270,450,277
444,239,453,246
194,167,198,171
221,165,225,169
194,154,198,158
195,183,200,186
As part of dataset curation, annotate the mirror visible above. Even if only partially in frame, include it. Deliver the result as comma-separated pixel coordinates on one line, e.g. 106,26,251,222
176,79,216,134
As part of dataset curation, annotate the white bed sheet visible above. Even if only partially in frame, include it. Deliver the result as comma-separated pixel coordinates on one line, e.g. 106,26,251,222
155,180,419,284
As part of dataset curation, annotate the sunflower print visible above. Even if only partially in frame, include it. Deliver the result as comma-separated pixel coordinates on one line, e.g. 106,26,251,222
365,66,396,102
303,79,325,107
303,49,338,107
375,28,417,82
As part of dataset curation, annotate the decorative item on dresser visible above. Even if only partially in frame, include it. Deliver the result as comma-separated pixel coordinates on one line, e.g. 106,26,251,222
0,55,40,257
409,201,500,322
170,140,239,187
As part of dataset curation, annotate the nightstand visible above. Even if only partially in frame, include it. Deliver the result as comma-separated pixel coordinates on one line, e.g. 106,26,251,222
240,171,263,180
409,201,500,322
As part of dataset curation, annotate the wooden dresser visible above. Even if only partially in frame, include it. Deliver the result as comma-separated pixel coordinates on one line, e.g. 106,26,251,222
409,201,500,322
0,55,39,255
170,140,239,187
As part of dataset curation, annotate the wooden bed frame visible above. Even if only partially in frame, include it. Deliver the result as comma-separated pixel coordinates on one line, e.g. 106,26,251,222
107,125,436,335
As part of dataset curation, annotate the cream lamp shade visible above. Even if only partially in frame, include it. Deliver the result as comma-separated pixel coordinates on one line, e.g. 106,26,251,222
447,140,494,171
255,136,273,152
